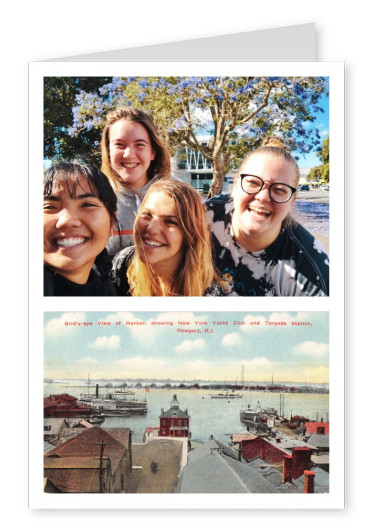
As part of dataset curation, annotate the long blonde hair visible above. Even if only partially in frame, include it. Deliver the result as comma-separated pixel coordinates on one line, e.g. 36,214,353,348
127,180,218,296
100,107,171,192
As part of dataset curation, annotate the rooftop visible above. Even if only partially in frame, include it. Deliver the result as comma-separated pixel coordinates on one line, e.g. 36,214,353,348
232,433,258,443
306,434,329,449
177,439,280,493
45,425,129,472
127,438,185,493
44,418,68,435
44,456,109,493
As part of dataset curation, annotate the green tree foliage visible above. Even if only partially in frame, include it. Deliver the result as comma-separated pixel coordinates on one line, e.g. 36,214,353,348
307,136,329,183
45,76,328,196
44,77,111,161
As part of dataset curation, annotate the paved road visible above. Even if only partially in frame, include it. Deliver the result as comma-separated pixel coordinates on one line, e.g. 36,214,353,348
293,191,329,251
296,189,329,203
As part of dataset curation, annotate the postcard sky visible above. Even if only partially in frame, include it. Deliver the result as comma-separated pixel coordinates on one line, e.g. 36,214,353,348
44,311,329,384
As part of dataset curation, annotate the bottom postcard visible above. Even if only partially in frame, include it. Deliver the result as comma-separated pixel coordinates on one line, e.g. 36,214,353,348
33,310,343,508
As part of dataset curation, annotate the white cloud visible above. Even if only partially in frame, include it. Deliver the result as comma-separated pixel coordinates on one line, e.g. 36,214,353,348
77,356,98,365
45,312,86,337
215,357,281,382
175,339,206,353
116,356,167,378
268,312,294,323
293,341,328,358
90,335,121,350
246,356,277,370
222,332,243,346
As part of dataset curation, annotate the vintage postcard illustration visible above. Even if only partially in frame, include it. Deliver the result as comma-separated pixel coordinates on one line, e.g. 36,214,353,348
41,310,332,504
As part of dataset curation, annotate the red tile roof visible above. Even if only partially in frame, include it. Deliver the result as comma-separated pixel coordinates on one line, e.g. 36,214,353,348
104,428,130,449
44,394,77,407
45,426,126,471
44,456,108,493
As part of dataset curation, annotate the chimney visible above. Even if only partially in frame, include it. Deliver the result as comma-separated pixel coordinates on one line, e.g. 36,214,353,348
292,447,312,479
283,455,293,484
304,470,315,493
96,384,99,397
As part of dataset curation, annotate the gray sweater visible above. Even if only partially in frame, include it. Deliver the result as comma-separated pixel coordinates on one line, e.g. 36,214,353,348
107,177,159,258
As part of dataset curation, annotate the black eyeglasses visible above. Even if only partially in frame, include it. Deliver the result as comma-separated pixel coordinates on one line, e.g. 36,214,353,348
240,174,296,203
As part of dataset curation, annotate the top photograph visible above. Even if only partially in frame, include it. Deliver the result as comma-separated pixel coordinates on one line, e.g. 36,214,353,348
43,75,330,297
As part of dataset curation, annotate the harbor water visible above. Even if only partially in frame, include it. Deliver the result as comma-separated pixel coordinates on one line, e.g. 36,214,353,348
44,382,329,444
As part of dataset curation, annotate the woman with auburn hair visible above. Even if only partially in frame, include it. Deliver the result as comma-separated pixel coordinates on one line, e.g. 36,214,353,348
101,106,171,257
206,137,329,296
111,180,224,296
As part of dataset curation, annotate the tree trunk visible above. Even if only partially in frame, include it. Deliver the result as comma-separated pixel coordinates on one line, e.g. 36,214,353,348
207,152,228,198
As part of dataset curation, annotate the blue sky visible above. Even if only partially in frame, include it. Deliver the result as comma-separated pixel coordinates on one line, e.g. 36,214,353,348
295,93,329,170
44,311,329,384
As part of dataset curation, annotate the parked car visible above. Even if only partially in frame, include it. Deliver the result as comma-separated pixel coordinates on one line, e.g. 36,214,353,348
300,184,309,191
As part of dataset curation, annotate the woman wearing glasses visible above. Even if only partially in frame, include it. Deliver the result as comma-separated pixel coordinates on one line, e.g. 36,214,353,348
206,137,329,296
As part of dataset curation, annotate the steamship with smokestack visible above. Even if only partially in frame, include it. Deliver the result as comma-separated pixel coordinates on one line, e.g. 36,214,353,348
78,384,147,416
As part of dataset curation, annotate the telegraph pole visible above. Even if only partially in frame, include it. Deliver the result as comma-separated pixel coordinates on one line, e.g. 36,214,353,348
95,440,106,493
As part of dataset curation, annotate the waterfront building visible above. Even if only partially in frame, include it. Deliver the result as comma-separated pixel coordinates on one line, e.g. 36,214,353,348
44,425,132,493
176,438,325,493
305,421,330,435
43,418,69,442
44,393,91,418
176,438,283,493
129,438,187,493
305,432,330,472
44,456,113,493
159,394,190,438
143,427,159,440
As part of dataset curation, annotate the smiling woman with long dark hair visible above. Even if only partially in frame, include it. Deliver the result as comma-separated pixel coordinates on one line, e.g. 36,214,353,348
43,158,119,296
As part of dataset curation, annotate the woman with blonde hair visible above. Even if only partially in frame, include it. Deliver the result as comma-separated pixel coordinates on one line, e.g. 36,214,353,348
101,106,171,257
111,180,224,296
206,137,329,296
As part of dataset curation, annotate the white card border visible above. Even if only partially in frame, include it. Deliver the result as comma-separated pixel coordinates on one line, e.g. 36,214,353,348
29,61,344,509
